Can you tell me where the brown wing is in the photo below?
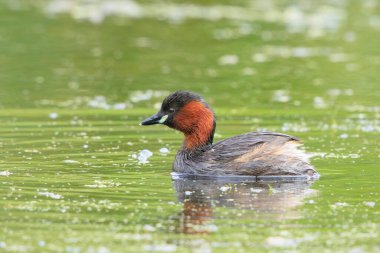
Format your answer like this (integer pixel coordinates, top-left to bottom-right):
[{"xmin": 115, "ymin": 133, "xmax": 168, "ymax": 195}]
[{"xmin": 195, "ymin": 132, "xmax": 315, "ymax": 176}]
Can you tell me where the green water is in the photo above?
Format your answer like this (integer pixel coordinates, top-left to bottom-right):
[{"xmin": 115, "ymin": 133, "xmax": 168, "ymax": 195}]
[{"xmin": 0, "ymin": 1, "xmax": 379, "ymax": 252}]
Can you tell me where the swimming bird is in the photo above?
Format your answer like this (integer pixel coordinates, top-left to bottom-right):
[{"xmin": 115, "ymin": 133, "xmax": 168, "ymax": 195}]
[{"xmin": 141, "ymin": 91, "xmax": 318, "ymax": 178}]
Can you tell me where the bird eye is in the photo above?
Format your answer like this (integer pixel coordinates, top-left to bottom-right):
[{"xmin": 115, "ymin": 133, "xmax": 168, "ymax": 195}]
[{"xmin": 169, "ymin": 108, "xmax": 175, "ymax": 113}]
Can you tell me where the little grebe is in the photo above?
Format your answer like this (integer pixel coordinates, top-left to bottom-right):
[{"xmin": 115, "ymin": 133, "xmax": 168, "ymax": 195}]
[{"xmin": 141, "ymin": 91, "xmax": 318, "ymax": 178}]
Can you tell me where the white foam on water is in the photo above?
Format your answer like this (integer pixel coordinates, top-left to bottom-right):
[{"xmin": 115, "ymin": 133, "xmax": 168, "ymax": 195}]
[
  {"xmin": 43, "ymin": 0, "xmax": 346, "ymax": 38},
  {"xmin": 38, "ymin": 191, "xmax": 62, "ymax": 199},
  {"xmin": 363, "ymin": 201, "xmax": 376, "ymax": 207},
  {"xmin": 62, "ymin": 159, "xmax": 80, "ymax": 164},
  {"xmin": 49, "ymin": 112, "xmax": 58, "ymax": 119},
  {"xmin": 292, "ymin": 47, "xmax": 311, "ymax": 58},
  {"xmin": 329, "ymin": 53, "xmax": 349, "ymax": 62},
  {"xmin": 129, "ymin": 90, "xmax": 169, "ymax": 103},
  {"xmin": 220, "ymin": 186, "xmax": 231, "ymax": 192},
  {"xmin": 218, "ymin": 54, "xmax": 239, "ymax": 65},
  {"xmin": 332, "ymin": 202, "xmax": 350, "ymax": 208},
  {"xmin": 253, "ymin": 46, "xmax": 349, "ymax": 61},
  {"xmin": 144, "ymin": 244, "xmax": 177, "ymax": 252},
  {"xmin": 85, "ymin": 180, "xmax": 122, "ymax": 188},
  {"xmin": 86, "ymin": 96, "xmax": 130, "ymax": 110},
  {"xmin": 137, "ymin": 149, "xmax": 153, "ymax": 164},
  {"xmin": 313, "ymin": 96, "xmax": 328, "ymax": 109},
  {"xmin": 282, "ymin": 122, "xmax": 309, "ymax": 132},
  {"xmin": 242, "ymin": 67, "xmax": 256, "ymax": 76},
  {"xmin": 143, "ymin": 224, "xmax": 156, "ymax": 232},
  {"xmin": 39, "ymin": 95, "xmax": 133, "ymax": 109},
  {"xmin": 250, "ymin": 188, "xmax": 263, "ymax": 193},
  {"xmin": 272, "ymin": 90, "xmax": 291, "ymax": 103},
  {"xmin": 266, "ymin": 236, "xmax": 298, "ymax": 247},
  {"xmin": 159, "ymin": 147, "xmax": 169, "ymax": 154},
  {"xmin": 252, "ymin": 53, "xmax": 267, "ymax": 63},
  {"xmin": 88, "ymin": 96, "xmax": 111, "ymax": 109},
  {"xmin": 0, "ymin": 171, "xmax": 12, "ymax": 176},
  {"xmin": 113, "ymin": 103, "xmax": 127, "ymax": 110}
]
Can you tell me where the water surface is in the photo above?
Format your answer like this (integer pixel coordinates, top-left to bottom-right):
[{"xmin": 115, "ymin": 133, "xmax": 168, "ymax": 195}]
[{"xmin": 0, "ymin": 0, "xmax": 379, "ymax": 252}]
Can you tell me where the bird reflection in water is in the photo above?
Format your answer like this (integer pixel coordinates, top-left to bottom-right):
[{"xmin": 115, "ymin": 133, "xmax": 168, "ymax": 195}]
[{"xmin": 172, "ymin": 174, "xmax": 317, "ymax": 234}]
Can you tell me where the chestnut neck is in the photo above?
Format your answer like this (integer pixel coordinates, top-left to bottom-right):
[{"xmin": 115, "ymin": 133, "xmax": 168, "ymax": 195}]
[{"xmin": 173, "ymin": 101, "xmax": 216, "ymax": 151}]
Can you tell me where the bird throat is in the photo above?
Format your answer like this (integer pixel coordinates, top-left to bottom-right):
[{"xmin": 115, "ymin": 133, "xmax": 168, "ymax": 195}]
[{"xmin": 173, "ymin": 101, "xmax": 215, "ymax": 151}]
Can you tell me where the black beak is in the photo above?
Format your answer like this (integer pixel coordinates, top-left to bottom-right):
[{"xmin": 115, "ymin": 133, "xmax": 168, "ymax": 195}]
[{"xmin": 140, "ymin": 112, "xmax": 165, "ymax": 126}]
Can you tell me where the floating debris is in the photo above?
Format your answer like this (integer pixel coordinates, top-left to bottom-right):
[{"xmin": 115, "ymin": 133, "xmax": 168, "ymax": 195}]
[
  {"xmin": 129, "ymin": 90, "xmax": 168, "ymax": 103},
  {"xmin": 218, "ymin": 54, "xmax": 239, "ymax": 65},
  {"xmin": 213, "ymin": 23, "xmax": 254, "ymax": 40},
  {"xmin": 272, "ymin": 90, "xmax": 291, "ymax": 103},
  {"xmin": 250, "ymin": 188, "xmax": 263, "ymax": 193},
  {"xmin": 62, "ymin": 159, "xmax": 80, "ymax": 164},
  {"xmin": 242, "ymin": 67, "xmax": 256, "ymax": 76},
  {"xmin": 85, "ymin": 180, "xmax": 122, "ymax": 188},
  {"xmin": 281, "ymin": 122, "xmax": 309, "ymax": 132},
  {"xmin": 253, "ymin": 46, "xmax": 350, "ymax": 61},
  {"xmin": 363, "ymin": 202, "xmax": 376, "ymax": 208},
  {"xmin": 329, "ymin": 53, "xmax": 349, "ymax": 62},
  {"xmin": 88, "ymin": 95, "xmax": 108, "ymax": 109},
  {"xmin": 44, "ymin": 0, "xmax": 346, "ymax": 37},
  {"xmin": 113, "ymin": 103, "xmax": 127, "ymax": 110},
  {"xmin": 39, "ymin": 95, "xmax": 132, "ymax": 109},
  {"xmin": 252, "ymin": 53, "xmax": 267, "ymax": 63},
  {"xmin": 313, "ymin": 96, "xmax": 328, "ymax": 109},
  {"xmin": 220, "ymin": 186, "xmax": 231, "ymax": 192},
  {"xmin": 137, "ymin": 149, "xmax": 153, "ymax": 164},
  {"xmin": 159, "ymin": 147, "xmax": 169, "ymax": 154},
  {"xmin": 332, "ymin": 202, "xmax": 350, "ymax": 208},
  {"xmin": 143, "ymin": 224, "xmax": 156, "ymax": 232},
  {"xmin": 87, "ymin": 95, "xmax": 128, "ymax": 110},
  {"xmin": 327, "ymin": 88, "xmax": 354, "ymax": 97},
  {"xmin": 325, "ymin": 153, "xmax": 361, "ymax": 159},
  {"xmin": 292, "ymin": 47, "xmax": 311, "ymax": 57},
  {"xmin": 0, "ymin": 171, "xmax": 12, "ymax": 176},
  {"xmin": 49, "ymin": 112, "xmax": 58, "ymax": 119},
  {"xmin": 266, "ymin": 236, "xmax": 298, "ymax": 247},
  {"xmin": 284, "ymin": 5, "xmax": 345, "ymax": 37},
  {"xmin": 38, "ymin": 191, "xmax": 62, "ymax": 199},
  {"xmin": 144, "ymin": 244, "xmax": 177, "ymax": 252}
]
